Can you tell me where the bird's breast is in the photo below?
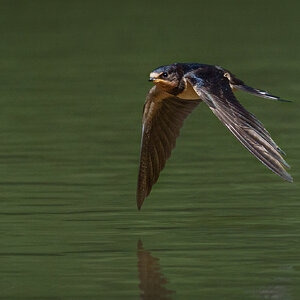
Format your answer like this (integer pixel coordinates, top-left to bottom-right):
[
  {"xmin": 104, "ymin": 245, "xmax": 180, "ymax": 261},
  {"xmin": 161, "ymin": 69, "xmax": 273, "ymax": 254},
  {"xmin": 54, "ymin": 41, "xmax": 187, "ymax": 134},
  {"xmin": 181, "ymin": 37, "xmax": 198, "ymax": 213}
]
[{"xmin": 176, "ymin": 79, "xmax": 201, "ymax": 100}]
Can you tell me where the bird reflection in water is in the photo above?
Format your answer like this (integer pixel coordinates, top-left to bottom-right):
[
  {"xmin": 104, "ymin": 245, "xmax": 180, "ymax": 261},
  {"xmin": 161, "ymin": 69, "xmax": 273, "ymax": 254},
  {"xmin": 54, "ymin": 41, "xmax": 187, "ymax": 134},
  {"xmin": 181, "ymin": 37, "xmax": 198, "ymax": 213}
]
[{"xmin": 137, "ymin": 240, "xmax": 174, "ymax": 300}]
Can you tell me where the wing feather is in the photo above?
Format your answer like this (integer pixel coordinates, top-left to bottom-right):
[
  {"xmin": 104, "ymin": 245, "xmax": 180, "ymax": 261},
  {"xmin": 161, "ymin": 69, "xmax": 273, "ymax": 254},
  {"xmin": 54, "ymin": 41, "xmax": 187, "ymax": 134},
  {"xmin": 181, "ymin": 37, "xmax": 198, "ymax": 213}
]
[
  {"xmin": 137, "ymin": 86, "xmax": 201, "ymax": 209},
  {"xmin": 186, "ymin": 73, "xmax": 292, "ymax": 183}
]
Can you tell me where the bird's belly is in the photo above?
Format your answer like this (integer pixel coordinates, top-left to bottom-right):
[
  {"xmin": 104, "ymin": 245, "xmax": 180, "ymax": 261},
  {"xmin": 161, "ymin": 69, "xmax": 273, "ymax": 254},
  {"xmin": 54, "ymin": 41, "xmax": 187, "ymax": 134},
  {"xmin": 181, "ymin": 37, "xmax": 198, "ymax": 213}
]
[{"xmin": 177, "ymin": 80, "xmax": 201, "ymax": 100}]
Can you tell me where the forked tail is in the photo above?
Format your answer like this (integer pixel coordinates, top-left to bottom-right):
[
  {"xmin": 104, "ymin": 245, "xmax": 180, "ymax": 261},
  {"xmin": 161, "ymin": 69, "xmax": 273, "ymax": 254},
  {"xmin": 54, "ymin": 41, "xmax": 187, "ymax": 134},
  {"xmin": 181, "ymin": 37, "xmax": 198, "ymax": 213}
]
[
  {"xmin": 221, "ymin": 68, "xmax": 292, "ymax": 102},
  {"xmin": 233, "ymin": 84, "xmax": 291, "ymax": 102}
]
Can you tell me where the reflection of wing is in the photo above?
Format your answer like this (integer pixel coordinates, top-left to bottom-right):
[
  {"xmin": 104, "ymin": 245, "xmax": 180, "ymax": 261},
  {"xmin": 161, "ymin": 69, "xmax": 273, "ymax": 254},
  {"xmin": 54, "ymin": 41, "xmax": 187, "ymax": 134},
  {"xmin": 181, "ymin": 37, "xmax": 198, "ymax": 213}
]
[
  {"xmin": 186, "ymin": 72, "xmax": 293, "ymax": 183},
  {"xmin": 137, "ymin": 240, "xmax": 174, "ymax": 300},
  {"xmin": 137, "ymin": 86, "xmax": 201, "ymax": 209}
]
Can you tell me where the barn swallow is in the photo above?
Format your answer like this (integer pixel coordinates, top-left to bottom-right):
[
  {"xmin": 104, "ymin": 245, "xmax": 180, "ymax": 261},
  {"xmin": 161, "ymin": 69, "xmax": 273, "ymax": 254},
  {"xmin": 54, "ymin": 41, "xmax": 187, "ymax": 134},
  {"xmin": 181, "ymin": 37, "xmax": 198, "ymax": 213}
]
[{"xmin": 137, "ymin": 63, "xmax": 293, "ymax": 210}]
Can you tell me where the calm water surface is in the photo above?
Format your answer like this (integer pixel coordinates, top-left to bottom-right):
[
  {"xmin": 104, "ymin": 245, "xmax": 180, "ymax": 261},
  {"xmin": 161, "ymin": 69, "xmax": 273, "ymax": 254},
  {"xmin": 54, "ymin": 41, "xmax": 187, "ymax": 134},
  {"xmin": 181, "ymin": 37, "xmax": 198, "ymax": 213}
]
[{"xmin": 0, "ymin": 1, "xmax": 299, "ymax": 299}]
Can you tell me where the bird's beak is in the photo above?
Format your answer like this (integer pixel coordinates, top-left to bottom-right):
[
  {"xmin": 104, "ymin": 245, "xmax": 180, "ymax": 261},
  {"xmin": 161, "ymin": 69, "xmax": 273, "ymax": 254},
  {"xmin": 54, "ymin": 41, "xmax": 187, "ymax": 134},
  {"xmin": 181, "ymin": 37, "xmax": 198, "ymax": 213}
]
[
  {"xmin": 149, "ymin": 77, "xmax": 162, "ymax": 83},
  {"xmin": 149, "ymin": 72, "xmax": 161, "ymax": 83}
]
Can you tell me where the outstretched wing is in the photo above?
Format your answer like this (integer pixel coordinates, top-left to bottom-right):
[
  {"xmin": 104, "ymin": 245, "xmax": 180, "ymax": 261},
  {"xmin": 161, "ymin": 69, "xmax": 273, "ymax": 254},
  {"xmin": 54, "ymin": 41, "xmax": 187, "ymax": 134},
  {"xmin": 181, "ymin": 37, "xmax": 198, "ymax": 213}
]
[
  {"xmin": 186, "ymin": 71, "xmax": 293, "ymax": 183},
  {"xmin": 137, "ymin": 86, "xmax": 201, "ymax": 209}
]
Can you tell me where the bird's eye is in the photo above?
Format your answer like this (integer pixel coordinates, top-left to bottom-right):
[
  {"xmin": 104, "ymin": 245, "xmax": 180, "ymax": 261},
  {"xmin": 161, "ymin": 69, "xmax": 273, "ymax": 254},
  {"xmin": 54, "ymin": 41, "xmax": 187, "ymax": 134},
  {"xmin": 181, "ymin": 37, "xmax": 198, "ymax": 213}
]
[{"xmin": 162, "ymin": 72, "xmax": 168, "ymax": 78}]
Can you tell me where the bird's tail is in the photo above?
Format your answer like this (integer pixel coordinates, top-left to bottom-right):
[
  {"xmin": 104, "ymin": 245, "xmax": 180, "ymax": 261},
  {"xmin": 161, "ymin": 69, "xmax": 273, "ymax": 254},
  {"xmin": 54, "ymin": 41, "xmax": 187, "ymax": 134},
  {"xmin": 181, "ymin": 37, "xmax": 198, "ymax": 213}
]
[
  {"xmin": 221, "ymin": 68, "xmax": 291, "ymax": 102},
  {"xmin": 232, "ymin": 84, "xmax": 291, "ymax": 102}
]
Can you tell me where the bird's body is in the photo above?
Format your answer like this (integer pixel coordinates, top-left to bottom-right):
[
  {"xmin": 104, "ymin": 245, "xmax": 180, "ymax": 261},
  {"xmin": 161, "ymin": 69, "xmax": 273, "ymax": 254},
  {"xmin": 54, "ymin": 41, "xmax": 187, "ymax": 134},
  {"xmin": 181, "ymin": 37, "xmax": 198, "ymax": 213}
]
[{"xmin": 137, "ymin": 63, "xmax": 292, "ymax": 210}]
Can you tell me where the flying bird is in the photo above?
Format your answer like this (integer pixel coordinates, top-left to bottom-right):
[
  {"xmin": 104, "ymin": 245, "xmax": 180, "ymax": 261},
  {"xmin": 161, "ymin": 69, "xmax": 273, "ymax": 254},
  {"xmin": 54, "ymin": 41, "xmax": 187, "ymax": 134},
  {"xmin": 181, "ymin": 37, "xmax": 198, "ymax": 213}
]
[{"xmin": 137, "ymin": 63, "xmax": 292, "ymax": 210}]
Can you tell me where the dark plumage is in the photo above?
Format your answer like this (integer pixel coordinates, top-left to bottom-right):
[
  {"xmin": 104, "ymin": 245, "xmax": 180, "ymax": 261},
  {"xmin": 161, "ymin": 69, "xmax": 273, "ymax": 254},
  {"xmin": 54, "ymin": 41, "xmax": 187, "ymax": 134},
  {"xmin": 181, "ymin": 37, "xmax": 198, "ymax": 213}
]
[{"xmin": 137, "ymin": 63, "xmax": 292, "ymax": 210}]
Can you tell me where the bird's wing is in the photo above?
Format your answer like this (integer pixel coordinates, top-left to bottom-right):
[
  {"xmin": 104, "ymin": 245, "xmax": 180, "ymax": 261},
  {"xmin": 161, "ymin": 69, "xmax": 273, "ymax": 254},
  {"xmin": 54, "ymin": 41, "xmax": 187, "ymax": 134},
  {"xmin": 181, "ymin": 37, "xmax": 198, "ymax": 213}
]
[
  {"xmin": 137, "ymin": 86, "xmax": 201, "ymax": 209},
  {"xmin": 186, "ymin": 71, "xmax": 293, "ymax": 183}
]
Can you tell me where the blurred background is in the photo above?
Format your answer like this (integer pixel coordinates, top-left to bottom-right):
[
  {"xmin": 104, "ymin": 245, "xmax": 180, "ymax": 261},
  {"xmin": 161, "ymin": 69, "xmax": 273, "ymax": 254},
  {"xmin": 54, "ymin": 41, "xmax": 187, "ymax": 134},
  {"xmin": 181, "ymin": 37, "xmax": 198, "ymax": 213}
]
[{"xmin": 0, "ymin": 1, "xmax": 299, "ymax": 299}]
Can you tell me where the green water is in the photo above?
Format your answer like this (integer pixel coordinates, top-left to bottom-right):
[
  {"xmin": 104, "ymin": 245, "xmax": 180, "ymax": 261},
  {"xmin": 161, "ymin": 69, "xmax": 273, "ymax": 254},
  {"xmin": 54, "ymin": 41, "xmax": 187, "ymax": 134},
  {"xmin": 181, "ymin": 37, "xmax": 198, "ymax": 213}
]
[{"xmin": 0, "ymin": 1, "xmax": 299, "ymax": 299}]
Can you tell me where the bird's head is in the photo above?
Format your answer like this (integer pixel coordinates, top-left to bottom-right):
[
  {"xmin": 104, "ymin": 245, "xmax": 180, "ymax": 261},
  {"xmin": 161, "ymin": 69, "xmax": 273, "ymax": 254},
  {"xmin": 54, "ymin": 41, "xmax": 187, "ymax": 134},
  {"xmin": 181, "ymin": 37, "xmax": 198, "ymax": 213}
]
[{"xmin": 149, "ymin": 64, "xmax": 184, "ymax": 94}]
